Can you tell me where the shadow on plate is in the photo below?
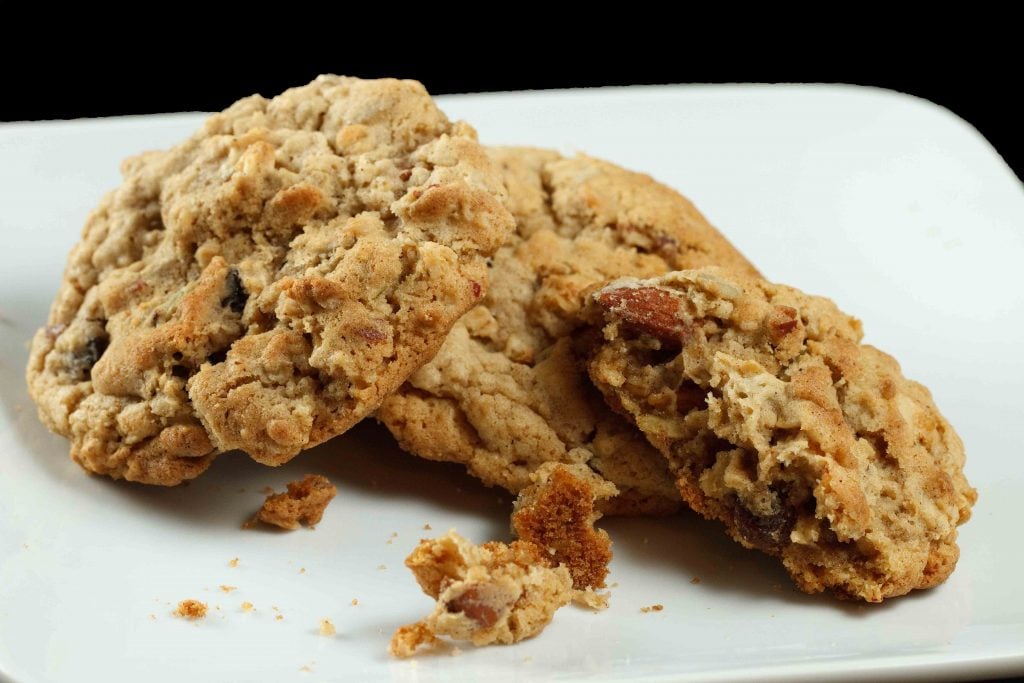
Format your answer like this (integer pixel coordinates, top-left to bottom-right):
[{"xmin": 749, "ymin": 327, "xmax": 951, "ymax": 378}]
[
  {"xmin": 84, "ymin": 419, "xmax": 515, "ymax": 540},
  {"xmin": 604, "ymin": 510, "xmax": 934, "ymax": 614}
]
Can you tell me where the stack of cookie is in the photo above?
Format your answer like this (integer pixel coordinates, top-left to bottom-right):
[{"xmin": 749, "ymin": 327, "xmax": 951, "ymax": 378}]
[{"xmin": 26, "ymin": 76, "xmax": 976, "ymax": 647}]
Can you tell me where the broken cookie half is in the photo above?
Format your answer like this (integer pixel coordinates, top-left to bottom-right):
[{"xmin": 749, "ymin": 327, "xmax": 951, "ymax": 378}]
[{"xmin": 582, "ymin": 268, "xmax": 976, "ymax": 602}]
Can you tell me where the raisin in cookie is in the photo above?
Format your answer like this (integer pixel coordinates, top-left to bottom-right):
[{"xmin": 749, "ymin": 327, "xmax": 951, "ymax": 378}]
[
  {"xmin": 583, "ymin": 268, "xmax": 976, "ymax": 601},
  {"xmin": 26, "ymin": 75, "xmax": 514, "ymax": 484},
  {"xmin": 378, "ymin": 148, "xmax": 759, "ymax": 515}
]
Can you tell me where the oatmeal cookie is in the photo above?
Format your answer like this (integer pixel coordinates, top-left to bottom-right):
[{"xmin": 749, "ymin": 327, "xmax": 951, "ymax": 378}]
[
  {"xmin": 378, "ymin": 148, "xmax": 758, "ymax": 514},
  {"xmin": 583, "ymin": 268, "xmax": 976, "ymax": 601},
  {"xmin": 26, "ymin": 75, "xmax": 513, "ymax": 484}
]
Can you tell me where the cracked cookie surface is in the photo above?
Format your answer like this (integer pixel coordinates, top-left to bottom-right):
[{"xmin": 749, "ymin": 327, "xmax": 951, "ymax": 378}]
[
  {"xmin": 583, "ymin": 268, "xmax": 976, "ymax": 601},
  {"xmin": 26, "ymin": 75, "xmax": 513, "ymax": 483},
  {"xmin": 378, "ymin": 148, "xmax": 758, "ymax": 515}
]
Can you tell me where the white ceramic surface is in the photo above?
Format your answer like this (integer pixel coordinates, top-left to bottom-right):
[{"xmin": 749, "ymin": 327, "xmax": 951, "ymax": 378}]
[{"xmin": 1, "ymin": 85, "xmax": 1022, "ymax": 683}]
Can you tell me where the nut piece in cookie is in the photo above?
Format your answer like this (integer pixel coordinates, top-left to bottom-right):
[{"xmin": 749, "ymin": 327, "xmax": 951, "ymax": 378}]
[
  {"xmin": 256, "ymin": 474, "xmax": 336, "ymax": 530},
  {"xmin": 583, "ymin": 268, "xmax": 977, "ymax": 602},
  {"xmin": 26, "ymin": 75, "xmax": 514, "ymax": 484},
  {"xmin": 389, "ymin": 531, "xmax": 573, "ymax": 657},
  {"xmin": 512, "ymin": 463, "xmax": 615, "ymax": 600},
  {"xmin": 379, "ymin": 147, "xmax": 761, "ymax": 516}
]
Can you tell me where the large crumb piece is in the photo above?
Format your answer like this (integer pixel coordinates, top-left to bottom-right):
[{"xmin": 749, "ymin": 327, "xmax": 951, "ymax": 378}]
[
  {"xmin": 389, "ymin": 531, "xmax": 572, "ymax": 658},
  {"xmin": 257, "ymin": 474, "xmax": 336, "ymax": 530},
  {"xmin": 319, "ymin": 618, "xmax": 336, "ymax": 636},
  {"xmin": 390, "ymin": 622, "xmax": 439, "ymax": 658},
  {"xmin": 174, "ymin": 599, "xmax": 208, "ymax": 619},
  {"xmin": 573, "ymin": 587, "xmax": 610, "ymax": 610},
  {"xmin": 512, "ymin": 463, "xmax": 615, "ymax": 596}
]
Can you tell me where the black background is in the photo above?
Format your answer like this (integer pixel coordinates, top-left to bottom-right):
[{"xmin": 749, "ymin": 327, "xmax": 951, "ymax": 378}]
[{"xmin": 2, "ymin": 32, "xmax": 1020, "ymax": 181}]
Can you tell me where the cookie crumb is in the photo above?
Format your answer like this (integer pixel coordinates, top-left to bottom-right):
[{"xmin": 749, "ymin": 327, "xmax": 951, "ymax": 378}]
[
  {"xmin": 298, "ymin": 567, "xmax": 306, "ymax": 574},
  {"xmin": 690, "ymin": 577, "xmax": 701, "ymax": 585},
  {"xmin": 377, "ymin": 564, "xmax": 387, "ymax": 571},
  {"xmin": 149, "ymin": 613, "xmax": 156, "ymax": 620},
  {"xmin": 219, "ymin": 585, "xmax": 237, "ymax": 593},
  {"xmin": 351, "ymin": 598, "xmax": 359, "ymax": 606},
  {"xmin": 256, "ymin": 475, "xmax": 336, "ymax": 530},
  {"xmin": 241, "ymin": 602, "xmax": 254, "ymax": 612},
  {"xmin": 572, "ymin": 587, "xmax": 610, "ymax": 610},
  {"xmin": 640, "ymin": 604, "xmax": 664, "ymax": 613},
  {"xmin": 423, "ymin": 523, "xmax": 432, "ymax": 530},
  {"xmin": 389, "ymin": 530, "xmax": 573, "ymax": 658},
  {"xmin": 276, "ymin": 615, "xmax": 284, "ymax": 621},
  {"xmin": 228, "ymin": 558, "xmax": 239, "ymax": 568},
  {"xmin": 174, "ymin": 600, "xmax": 208, "ymax": 619},
  {"xmin": 319, "ymin": 618, "xmax": 336, "ymax": 636},
  {"xmin": 391, "ymin": 622, "xmax": 437, "ymax": 658},
  {"xmin": 512, "ymin": 463, "xmax": 616, "ymax": 591}
]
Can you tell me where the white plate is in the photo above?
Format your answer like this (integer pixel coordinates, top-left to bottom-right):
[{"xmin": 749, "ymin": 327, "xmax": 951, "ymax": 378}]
[{"xmin": 1, "ymin": 85, "xmax": 1022, "ymax": 683}]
